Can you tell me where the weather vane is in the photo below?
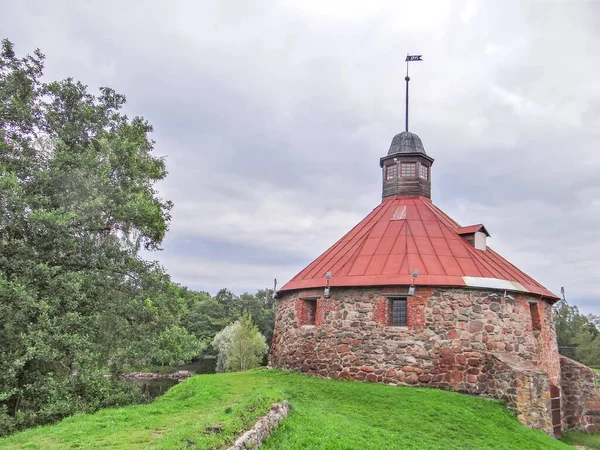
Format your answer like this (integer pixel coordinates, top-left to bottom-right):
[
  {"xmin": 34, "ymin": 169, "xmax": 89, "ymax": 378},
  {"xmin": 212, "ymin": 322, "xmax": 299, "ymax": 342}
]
[{"xmin": 405, "ymin": 54, "xmax": 423, "ymax": 132}]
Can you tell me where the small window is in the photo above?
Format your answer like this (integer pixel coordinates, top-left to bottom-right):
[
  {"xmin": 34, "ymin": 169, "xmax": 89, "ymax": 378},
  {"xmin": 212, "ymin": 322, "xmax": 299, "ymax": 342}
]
[
  {"xmin": 419, "ymin": 164, "xmax": 429, "ymax": 180},
  {"xmin": 300, "ymin": 299, "xmax": 317, "ymax": 326},
  {"xmin": 385, "ymin": 164, "xmax": 397, "ymax": 180},
  {"xmin": 530, "ymin": 303, "xmax": 541, "ymax": 331},
  {"xmin": 390, "ymin": 298, "xmax": 407, "ymax": 326},
  {"xmin": 400, "ymin": 163, "xmax": 416, "ymax": 178}
]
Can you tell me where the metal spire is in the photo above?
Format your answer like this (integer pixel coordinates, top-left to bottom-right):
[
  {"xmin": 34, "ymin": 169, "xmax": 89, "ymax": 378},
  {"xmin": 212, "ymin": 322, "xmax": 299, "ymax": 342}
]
[{"xmin": 405, "ymin": 54, "xmax": 423, "ymax": 132}]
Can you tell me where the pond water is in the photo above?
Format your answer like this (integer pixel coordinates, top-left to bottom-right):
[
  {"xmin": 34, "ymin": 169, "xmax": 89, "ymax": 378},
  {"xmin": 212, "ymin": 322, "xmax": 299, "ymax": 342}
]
[
  {"xmin": 134, "ymin": 378, "xmax": 179, "ymax": 400},
  {"xmin": 130, "ymin": 357, "xmax": 217, "ymax": 400}
]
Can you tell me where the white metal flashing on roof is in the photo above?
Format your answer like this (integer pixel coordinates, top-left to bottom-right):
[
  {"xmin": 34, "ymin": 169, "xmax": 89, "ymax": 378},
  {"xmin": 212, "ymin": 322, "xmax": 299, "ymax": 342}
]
[
  {"xmin": 462, "ymin": 277, "xmax": 528, "ymax": 293},
  {"xmin": 392, "ymin": 205, "xmax": 407, "ymax": 220}
]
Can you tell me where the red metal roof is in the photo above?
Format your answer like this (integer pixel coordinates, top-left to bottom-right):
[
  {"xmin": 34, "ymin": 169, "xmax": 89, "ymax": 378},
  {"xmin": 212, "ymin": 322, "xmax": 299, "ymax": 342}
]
[{"xmin": 280, "ymin": 196, "xmax": 558, "ymax": 300}]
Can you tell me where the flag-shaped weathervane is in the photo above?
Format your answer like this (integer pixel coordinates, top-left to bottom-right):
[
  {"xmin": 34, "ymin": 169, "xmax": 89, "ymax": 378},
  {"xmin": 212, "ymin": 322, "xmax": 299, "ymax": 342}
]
[{"xmin": 404, "ymin": 54, "xmax": 423, "ymax": 132}]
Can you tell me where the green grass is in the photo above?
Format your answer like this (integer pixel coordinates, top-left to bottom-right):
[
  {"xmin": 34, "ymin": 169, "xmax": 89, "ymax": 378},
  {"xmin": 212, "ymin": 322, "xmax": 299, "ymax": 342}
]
[
  {"xmin": 0, "ymin": 369, "xmax": 579, "ymax": 449},
  {"xmin": 561, "ymin": 431, "xmax": 600, "ymax": 449},
  {"xmin": 0, "ymin": 370, "xmax": 283, "ymax": 450}
]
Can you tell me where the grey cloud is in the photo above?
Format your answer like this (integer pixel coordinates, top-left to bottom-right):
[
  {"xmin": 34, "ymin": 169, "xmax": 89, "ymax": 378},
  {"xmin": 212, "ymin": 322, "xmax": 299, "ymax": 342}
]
[
  {"xmin": 2, "ymin": 0, "xmax": 599, "ymax": 311},
  {"xmin": 159, "ymin": 234, "xmax": 308, "ymax": 266}
]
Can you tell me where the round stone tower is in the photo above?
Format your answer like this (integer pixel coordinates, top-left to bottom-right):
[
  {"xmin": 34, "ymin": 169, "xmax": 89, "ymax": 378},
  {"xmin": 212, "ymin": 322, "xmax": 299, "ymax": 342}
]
[{"xmin": 269, "ymin": 129, "xmax": 563, "ymax": 436}]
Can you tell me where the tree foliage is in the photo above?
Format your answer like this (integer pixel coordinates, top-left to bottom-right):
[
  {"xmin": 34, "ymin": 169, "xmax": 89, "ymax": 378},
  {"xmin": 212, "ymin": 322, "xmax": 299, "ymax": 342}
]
[
  {"xmin": 554, "ymin": 298, "xmax": 600, "ymax": 367},
  {"xmin": 0, "ymin": 39, "xmax": 276, "ymax": 436},
  {"xmin": 227, "ymin": 316, "xmax": 268, "ymax": 372},
  {"xmin": 181, "ymin": 287, "xmax": 275, "ymax": 347},
  {"xmin": 212, "ymin": 322, "xmax": 238, "ymax": 373},
  {"xmin": 0, "ymin": 39, "xmax": 182, "ymax": 434},
  {"xmin": 212, "ymin": 317, "xmax": 267, "ymax": 373},
  {"xmin": 153, "ymin": 326, "xmax": 205, "ymax": 367}
]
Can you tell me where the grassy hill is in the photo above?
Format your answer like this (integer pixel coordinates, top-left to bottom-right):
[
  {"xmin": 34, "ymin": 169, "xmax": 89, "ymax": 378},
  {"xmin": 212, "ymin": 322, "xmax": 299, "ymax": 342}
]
[{"xmin": 0, "ymin": 369, "xmax": 589, "ymax": 449}]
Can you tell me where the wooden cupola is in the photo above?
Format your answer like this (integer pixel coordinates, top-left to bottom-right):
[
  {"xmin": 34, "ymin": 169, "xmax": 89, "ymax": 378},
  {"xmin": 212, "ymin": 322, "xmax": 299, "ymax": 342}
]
[{"xmin": 379, "ymin": 131, "xmax": 434, "ymax": 200}]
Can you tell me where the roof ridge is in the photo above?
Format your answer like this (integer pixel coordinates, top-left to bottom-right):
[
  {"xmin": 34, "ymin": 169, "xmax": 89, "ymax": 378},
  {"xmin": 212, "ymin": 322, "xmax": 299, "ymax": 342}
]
[
  {"xmin": 422, "ymin": 200, "xmax": 461, "ymax": 229},
  {"xmin": 360, "ymin": 200, "xmax": 400, "ymax": 275},
  {"xmin": 426, "ymin": 203, "xmax": 540, "ymax": 286},
  {"xmin": 458, "ymin": 236, "xmax": 516, "ymax": 281},
  {"xmin": 374, "ymin": 199, "xmax": 402, "ymax": 276},
  {"xmin": 421, "ymin": 211, "xmax": 449, "ymax": 277},
  {"xmin": 299, "ymin": 203, "xmax": 385, "ymax": 280},
  {"xmin": 486, "ymin": 248, "xmax": 549, "ymax": 290},
  {"xmin": 306, "ymin": 200, "xmax": 394, "ymax": 280},
  {"xmin": 424, "ymin": 202, "xmax": 514, "ymax": 280},
  {"xmin": 411, "ymin": 199, "xmax": 553, "ymax": 294},
  {"xmin": 399, "ymin": 220, "xmax": 410, "ymax": 275}
]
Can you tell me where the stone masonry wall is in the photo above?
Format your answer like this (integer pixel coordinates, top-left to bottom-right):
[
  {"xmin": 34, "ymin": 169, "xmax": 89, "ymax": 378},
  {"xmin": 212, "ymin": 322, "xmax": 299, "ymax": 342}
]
[
  {"xmin": 560, "ymin": 355, "xmax": 600, "ymax": 432},
  {"xmin": 485, "ymin": 353, "xmax": 553, "ymax": 433},
  {"xmin": 269, "ymin": 286, "xmax": 560, "ymax": 434}
]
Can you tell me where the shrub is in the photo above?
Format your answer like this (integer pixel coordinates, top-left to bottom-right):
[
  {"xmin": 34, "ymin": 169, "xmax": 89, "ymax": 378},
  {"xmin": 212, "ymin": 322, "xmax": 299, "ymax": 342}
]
[
  {"xmin": 212, "ymin": 322, "xmax": 238, "ymax": 373},
  {"xmin": 212, "ymin": 317, "xmax": 267, "ymax": 373}
]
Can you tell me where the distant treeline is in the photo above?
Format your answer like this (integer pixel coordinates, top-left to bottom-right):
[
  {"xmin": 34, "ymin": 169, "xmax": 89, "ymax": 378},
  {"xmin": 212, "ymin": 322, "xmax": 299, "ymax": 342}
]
[{"xmin": 554, "ymin": 298, "xmax": 600, "ymax": 368}]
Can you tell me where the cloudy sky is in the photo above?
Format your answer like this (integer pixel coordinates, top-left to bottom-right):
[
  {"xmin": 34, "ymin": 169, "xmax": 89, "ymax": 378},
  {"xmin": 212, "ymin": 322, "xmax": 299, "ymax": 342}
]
[{"xmin": 2, "ymin": 0, "xmax": 599, "ymax": 312}]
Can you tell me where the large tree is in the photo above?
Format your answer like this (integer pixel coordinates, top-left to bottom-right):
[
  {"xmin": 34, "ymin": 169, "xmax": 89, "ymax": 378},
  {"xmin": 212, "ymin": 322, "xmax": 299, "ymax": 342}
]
[
  {"xmin": 0, "ymin": 39, "xmax": 279, "ymax": 435},
  {"xmin": 0, "ymin": 39, "xmax": 188, "ymax": 434}
]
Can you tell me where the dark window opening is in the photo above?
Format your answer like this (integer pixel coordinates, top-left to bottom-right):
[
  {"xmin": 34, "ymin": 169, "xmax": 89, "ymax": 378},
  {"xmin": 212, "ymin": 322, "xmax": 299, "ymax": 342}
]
[
  {"xmin": 530, "ymin": 302, "xmax": 541, "ymax": 331},
  {"xmin": 462, "ymin": 234, "xmax": 475, "ymax": 246},
  {"xmin": 390, "ymin": 298, "xmax": 407, "ymax": 326},
  {"xmin": 302, "ymin": 299, "xmax": 317, "ymax": 326},
  {"xmin": 385, "ymin": 164, "xmax": 397, "ymax": 180}
]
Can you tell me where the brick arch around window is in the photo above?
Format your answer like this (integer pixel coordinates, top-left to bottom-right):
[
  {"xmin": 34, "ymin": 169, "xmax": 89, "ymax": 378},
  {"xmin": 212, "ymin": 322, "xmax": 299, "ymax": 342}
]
[
  {"xmin": 372, "ymin": 288, "xmax": 430, "ymax": 328},
  {"xmin": 295, "ymin": 296, "xmax": 340, "ymax": 326},
  {"xmin": 296, "ymin": 297, "xmax": 317, "ymax": 325},
  {"xmin": 530, "ymin": 302, "xmax": 542, "ymax": 331}
]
